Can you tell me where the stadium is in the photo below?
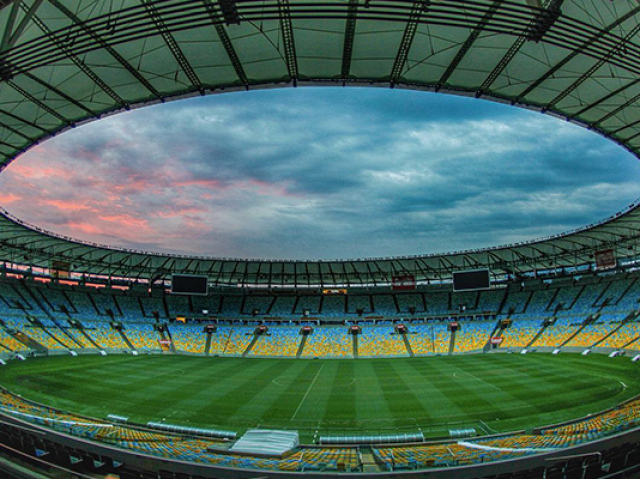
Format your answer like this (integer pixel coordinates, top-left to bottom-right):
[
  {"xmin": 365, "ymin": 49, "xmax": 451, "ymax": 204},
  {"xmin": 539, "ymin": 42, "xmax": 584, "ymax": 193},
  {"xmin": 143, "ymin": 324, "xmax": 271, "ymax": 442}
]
[{"xmin": 0, "ymin": 1, "xmax": 639, "ymax": 479}]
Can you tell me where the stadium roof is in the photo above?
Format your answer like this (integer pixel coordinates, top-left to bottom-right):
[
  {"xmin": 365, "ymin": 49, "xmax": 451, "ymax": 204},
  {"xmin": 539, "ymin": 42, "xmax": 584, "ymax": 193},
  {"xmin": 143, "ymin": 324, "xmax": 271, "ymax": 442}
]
[{"xmin": 1, "ymin": 0, "xmax": 640, "ymax": 286}]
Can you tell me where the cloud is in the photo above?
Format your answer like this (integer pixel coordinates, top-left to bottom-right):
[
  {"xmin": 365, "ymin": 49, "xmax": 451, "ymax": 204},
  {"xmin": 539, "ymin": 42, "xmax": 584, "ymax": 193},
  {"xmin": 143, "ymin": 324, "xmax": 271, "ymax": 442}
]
[{"xmin": 0, "ymin": 87, "xmax": 638, "ymax": 260}]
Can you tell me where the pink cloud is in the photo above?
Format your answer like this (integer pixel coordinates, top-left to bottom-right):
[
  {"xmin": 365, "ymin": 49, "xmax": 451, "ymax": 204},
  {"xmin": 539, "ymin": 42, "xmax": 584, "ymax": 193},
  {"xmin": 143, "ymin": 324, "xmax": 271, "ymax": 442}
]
[
  {"xmin": 8, "ymin": 162, "xmax": 75, "ymax": 181},
  {"xmin": 44, "ymin": 199, "xmax": 93, "ymax": 212},
  {"xmin": 98, "ymin": 213, "xmax": 152, "ymax": 231},
  {"xmin": 66, "ymin": 222, "xmax": 105, "ymax": 235},
  {"xmin": 0, "ymin": 192, "xmax": 21, "ymax": 204},
  {"xmin": 174, "ymin": 179, "xmax": 222, "ymax": 189}
]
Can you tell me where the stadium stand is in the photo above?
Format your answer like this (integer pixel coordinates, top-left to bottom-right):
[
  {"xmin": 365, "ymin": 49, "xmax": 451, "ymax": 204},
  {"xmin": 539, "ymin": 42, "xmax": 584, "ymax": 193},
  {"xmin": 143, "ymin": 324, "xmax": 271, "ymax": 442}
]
[
  {"xmin": 533, "ymin": 317, "xmax": 581, "ymax": 348},
  {"xmin": 571, "ymin": 283, "xmax": 604, "ymax": 313},
  {"xmin": 63, "ymin": 325, "xmax": 93, "ymax": 348},
  {"xmin": 243, "ymin": 295, "xmax": 274, "ymax": 315},
  {"xmin": 221, "ymin": 295, "xmax": 244, "ymax": 316},
  {"xmin": 2, "ymin": 274, "xmax": 640, "ymax": 359},
  {"xmin": 139, "ymin": 295, "xmax": 166, "ymax": 319},
  {"xmin": 270, "ymin": 296, "xmax": 297, "ymax": 316},
  {"xmin": 123, "ymin": 323, "xmax": 160, "ymax": 350},
  {"xmin": 209, "ymin": 326, "xmax": 233, "ymax": 355},
  {"xmin": 302, "ymin": 327, "xmax": 352, "ymax": 358},
  {"xmin": 372, "ymin": 294, "xmax": 398, "ymax": 315},
  {"xmin": 249, "ymin": 327, "xmax": 301, "ymax": 357},
  {"xmin": 499, "ymin": 318, "xmax": 545, "ymax": 349},
  {"xmin": 425, "ymin": 292, "xmax": 449, "ymax": 316},
  {"xmin": 83, "ymin": 321, "xmax": 128, "ymax": 350},
  {"xmin": 115, "ymin": 295, "xmax": 145, "ymax": 322},
  {"xmin": 500, "ymin": 290, "xmax": 531, "ymax": 315},
  {"xmin": 358, "ymin": 326, "xmax": 408, "ymax": 357},
  {"xmin": 169, "ymin": 323, "xmax": 206, "ymax": 353},
  {"xmin": 433, "ymin": 323, "xmax": 450, "ymax": 354},
  {"xmin": 451, "ymin": 291, "xmax": 478, "ymax": 313},
  {"xmin": 525, "ymin": 289, "xmax": 556, "ymax": 316},
  {"xmin": 406, "ymin": 324, "xmax": 435, "ymax": 355},
  {"xmin": 191, "ymin": 294, "xmax": 223, "ymax": 316},
  {"xmin": 396, "ymin": 294, "xmax": 425, "ymax": 313},
  {"xmin": 295, "ymin": 295, "xmax": 321, "ymax": 315},
  {"xmin": 348, "ymin": 295, "xmax": 372, "ymax": 314},
  {"xmin": 564, "ymin": 315, "xmax": 622, "ymax": 348},
  {"xmin": 476, "ymin": 289, "xmax": 506, "ymax": 313},
  {"xmin": 223, "ymin": 326, "xmax": 255, "ymax": 355},
  {"xmin": 596, "ymin": 278, "xmax": 634, "ymax": 308},
  {"xmin": 166, "ymin": 294, "xmax": 191, "ymax": 317},
  {"xmin": 1, "ymin": 386, "xmax": 637, "ymax": 474},
  {"xmin": 0, "ymin": 327, "xmax": 26, "ymax": 352},
  {"xmin": 453, "ymin": 321, "xmax": 494, "ymax": 352},
  {"xmin": 321, "ymin": 296, "xmax": 347, "ymax": 316},
  {"xmin": 599, "ymin": 321, "xmax": 640, "ymax": 350}
]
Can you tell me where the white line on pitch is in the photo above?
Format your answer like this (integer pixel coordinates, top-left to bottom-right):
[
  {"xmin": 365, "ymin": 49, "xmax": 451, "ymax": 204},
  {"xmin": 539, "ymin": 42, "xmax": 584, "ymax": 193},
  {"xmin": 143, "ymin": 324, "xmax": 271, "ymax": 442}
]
[
  {"xmin": 460, "ymin": 370, "xmax": 503, "ymax": 392},
  {"xmin": 291, "ymin": 363, "xmax": 325, "ymax": 420}
]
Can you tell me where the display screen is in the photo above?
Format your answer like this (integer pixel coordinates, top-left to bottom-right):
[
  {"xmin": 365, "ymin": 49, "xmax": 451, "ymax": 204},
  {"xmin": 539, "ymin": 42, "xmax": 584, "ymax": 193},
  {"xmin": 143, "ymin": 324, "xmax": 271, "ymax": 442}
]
[
  {"xmin": 452, "ymin": 269, "xmax": 490, "ymax": 292},
  {"xmin": 171, "ymin": 275, "xmax": 208, "ymax": 295}
]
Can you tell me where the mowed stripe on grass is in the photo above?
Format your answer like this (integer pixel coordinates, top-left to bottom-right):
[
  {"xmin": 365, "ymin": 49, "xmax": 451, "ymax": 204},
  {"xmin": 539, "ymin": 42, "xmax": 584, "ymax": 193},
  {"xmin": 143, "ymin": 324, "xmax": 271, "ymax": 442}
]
[{"xmin": 0, "ymin": 353, "xmax": 637, "ymax": 440}]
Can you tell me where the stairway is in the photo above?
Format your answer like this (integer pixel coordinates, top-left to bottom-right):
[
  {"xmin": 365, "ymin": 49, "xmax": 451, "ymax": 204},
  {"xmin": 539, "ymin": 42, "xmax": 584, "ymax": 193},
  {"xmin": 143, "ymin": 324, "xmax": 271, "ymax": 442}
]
[
  {"xmin": 160, "ymin": 325, "xmax": 176, "ymax": 353},
  {"xmin": 360, "ymin": 449, "xmax": 382, "ymax": 473},
  {"xmin": 13, "ymin": 331, "xmax": 47, "ymax": 352},
  {"xmin": 591, "ymin": 312, "xmax": 639, "ymax": 348},
  {"xmin": 79, "ymin": 328, "xmax": 101, "ymax": 349},
  {"xmin": 296, "ymin": 335, "xmax": 308, "ymax": 358},
  {"xmin": 622, "ymin": 334, "xmax": 640, "ymax": 350},
  {"xmin": 483, "ymin": 316, "xmax": 505, "ymax": 352},
  {"xmin": 204, "ymin": 331, "xmax": 212, "ymax": 356},
  {"xmin": 561, "ymin": 314, "xmax": 597, "ymax": 347},
  {"xmin": 448, "ymin": 329, "xmax": 456, "ymax": 355},
  {"xmin": 402, "ymin": 333, "xmax": 414, "ymax": 357},
  {"xmin": 242, "ymin": 334, "xmax": 260, "ymax": 357},
  {"xmin": 352, "ymin": 334, "xmax": 358, "ymax": 358},
  {"xmin": 116, "ymin": 328, "xmax": 135, "ymax": 350},
  {"xmin": 526, "ymin": 317, "xmax": 554, "ymax": 348},
  {"xmin": 22, "ymin": 284, "xmax": 82, "ymax": 348}
]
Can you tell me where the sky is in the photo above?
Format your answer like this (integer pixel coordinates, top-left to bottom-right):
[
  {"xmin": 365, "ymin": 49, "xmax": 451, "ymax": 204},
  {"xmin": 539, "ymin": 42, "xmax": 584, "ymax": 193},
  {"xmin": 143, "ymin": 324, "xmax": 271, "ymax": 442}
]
[{"xmin": 0, "ymin": 87, "xmax": 639, "ymax": 261}]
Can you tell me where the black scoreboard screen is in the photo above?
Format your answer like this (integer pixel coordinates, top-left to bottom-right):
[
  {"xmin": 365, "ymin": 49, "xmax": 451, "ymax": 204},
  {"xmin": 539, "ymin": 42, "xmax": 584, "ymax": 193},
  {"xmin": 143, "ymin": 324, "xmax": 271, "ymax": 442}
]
[
  {"xmin": 452, "ymin": 269, "xmax": 490, "ymax": 292},
  {"xmin": 171, "ymin": 275, "xmax": 208, "ymax": 296}
]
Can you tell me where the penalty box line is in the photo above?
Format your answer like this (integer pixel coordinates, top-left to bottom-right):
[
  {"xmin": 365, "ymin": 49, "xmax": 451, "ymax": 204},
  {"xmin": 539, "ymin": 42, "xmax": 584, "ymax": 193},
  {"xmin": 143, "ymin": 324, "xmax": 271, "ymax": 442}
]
[{"xmin": 291, "ymin": 363, "xmax": 325, "ymax": 420}]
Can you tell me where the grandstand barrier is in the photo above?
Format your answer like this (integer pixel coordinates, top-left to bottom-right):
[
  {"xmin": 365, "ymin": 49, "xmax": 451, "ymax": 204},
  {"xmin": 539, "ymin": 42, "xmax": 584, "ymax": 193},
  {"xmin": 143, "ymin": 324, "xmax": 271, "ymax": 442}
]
[
  {"xmin": 146, "ymin": 421, "xmax": 236, "ymax": 440},
  {"xmin": 318, "ymin": 433, "xmax": 424, "ymax": 445},
  {"xmin": 106, "ymin": 414, "xmax": 128, "ymax": 424},
  {"xmin": 449, "ymin": 428, "xmax": 476, "ymax": 438}
]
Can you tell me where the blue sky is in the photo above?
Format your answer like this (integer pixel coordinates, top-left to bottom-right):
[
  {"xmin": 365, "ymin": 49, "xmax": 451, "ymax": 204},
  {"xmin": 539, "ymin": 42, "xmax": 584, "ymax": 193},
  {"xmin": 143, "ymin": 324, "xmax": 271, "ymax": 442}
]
[{"xmin": 1, "ymin": 87, "xmax": 639, "ymax": 260}]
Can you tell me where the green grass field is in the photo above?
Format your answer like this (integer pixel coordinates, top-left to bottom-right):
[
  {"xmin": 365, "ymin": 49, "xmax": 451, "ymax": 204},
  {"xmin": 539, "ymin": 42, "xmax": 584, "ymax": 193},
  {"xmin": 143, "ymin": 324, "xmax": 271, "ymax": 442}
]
[{"xmin": 0, "ymin": 353, "xmax": 638, "ymax": 442}]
